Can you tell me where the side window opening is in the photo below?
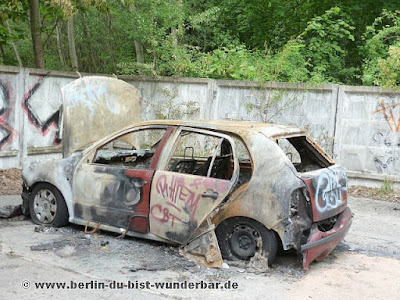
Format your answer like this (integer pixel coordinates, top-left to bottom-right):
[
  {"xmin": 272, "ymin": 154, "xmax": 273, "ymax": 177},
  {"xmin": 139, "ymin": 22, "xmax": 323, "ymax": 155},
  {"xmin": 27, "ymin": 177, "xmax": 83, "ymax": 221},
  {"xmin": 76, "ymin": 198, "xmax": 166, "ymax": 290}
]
[
  {"xmin": 277, "ymin": 136, "xmax": 332, "ymax": 172},
  {"xmin": 93, "ymin": 128, "xmax": 166, "ymax": 169},
  {"xmin": 167, "ymin": 131, "xmax": 234, "ymax": 180}
]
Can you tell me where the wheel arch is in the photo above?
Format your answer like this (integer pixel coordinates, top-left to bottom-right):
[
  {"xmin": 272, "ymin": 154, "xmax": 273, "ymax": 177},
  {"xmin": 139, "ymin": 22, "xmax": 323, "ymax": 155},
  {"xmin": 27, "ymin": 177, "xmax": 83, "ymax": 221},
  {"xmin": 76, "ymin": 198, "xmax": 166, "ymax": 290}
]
[
  {"xmin": 215, "ymin": 215, "xmax": 279, "ymax": 262},
  {"xmin": 22, "ymin": 156, "xmax": 81, "ymax": 222},
  {"xmin": 211, "ymin": 195, "xmax": 287, "ymax": 252},
  {"xmin": 214, "ymin": 215, "xmax": 282, "ymax": 250}
]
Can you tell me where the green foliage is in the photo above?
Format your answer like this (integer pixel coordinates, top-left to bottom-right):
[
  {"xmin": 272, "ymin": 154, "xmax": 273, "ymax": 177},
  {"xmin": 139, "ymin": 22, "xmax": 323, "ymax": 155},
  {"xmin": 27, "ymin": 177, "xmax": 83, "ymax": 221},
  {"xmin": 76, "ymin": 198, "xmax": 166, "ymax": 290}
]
[
  {"xmin": 269, "ymin": 41, "xmax": 309, "ymax": 83},
  {"xmin": 379, "ymin": 179, "xmax": 393, "ymax": 196},
  {"xmin": 2, "ymin": 0, "xmax": 400, "ymax": 89},
  {"xmin": 0, "ymin": 0, "xmax": 26, "ymax": 45},
  {"xmin": 118, "ymin": 41, "xmax": 309, "ymax": 83},
  {"xmin": 362, "ymin": 10, "xmax": 400, "ymax": 88},
  {"xmin": 298, "ymin": 7, "xmax": 356, "ymax": 83},
  {"xmin": 199, "ymin": 45, "xmax": 264, "ymax": 80}
]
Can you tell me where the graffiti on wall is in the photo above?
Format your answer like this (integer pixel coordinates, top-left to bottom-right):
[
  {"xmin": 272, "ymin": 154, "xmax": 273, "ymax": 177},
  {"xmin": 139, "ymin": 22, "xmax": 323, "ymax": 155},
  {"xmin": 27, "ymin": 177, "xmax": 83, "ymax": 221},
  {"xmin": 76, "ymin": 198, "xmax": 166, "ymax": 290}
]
[
  {"xmin": 372, "ymin": 99, "xmax": 400, "ymax": 132},
  {"xmin": 0, "ymin": 80, "xmax": 17, "ymax": 150},
  {"xmin": 371, "ymin": 99, "xmax": 400, "ymax": 174},
  {"xmin": 147, "ymin": 86, "xmax": 200, "ymax": 120},
  {"xmin": 22, "ymin": 74, "xmax": 62, "ymax": 144},
  {"xmin": 373, "ymin": 131, "xmax": 400, "ymax": 147}
]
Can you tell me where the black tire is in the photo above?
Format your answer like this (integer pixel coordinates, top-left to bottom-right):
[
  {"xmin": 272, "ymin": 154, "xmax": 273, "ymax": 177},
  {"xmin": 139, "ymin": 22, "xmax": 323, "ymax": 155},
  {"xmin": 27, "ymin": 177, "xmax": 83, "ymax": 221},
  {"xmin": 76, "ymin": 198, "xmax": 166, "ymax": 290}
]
[
  {"xmin": 216, "ymin": 217, "xmax": 278, "ymax": 263},
  {"xmin": 29, "ymin": 183, "xmax": 69, "ymax": 227}
]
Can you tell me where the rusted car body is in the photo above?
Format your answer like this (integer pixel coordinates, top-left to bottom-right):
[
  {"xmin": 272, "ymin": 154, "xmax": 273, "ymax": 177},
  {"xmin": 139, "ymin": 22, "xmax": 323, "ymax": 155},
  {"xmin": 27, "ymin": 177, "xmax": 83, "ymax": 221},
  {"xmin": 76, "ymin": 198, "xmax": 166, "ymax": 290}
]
[{"xmin": 21, "ymin": 77, "xmax": 352, "ymax": 270}]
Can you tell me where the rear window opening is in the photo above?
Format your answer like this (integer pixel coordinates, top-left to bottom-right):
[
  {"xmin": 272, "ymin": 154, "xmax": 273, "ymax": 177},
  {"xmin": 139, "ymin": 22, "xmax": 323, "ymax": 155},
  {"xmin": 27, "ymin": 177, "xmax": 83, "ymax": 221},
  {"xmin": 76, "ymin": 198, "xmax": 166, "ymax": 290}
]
[
  {"xmin": 167, "ymin": 132, "xmax": 234, "ymax": 180},
  {"xmin": 277, "ymin": 136, "xmax": 333, "ymax": 172},
  {"xmin": 167, "ymin": 131, "xmax": 253, "ymax": 187}
]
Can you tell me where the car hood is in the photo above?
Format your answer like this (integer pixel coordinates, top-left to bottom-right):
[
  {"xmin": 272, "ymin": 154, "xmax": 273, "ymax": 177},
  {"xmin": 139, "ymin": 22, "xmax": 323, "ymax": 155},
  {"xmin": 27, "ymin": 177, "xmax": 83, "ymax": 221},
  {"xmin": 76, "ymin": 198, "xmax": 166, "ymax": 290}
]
[{"xmin": 60, "ymin": 76, "xmax": 141, "ymax": 157}]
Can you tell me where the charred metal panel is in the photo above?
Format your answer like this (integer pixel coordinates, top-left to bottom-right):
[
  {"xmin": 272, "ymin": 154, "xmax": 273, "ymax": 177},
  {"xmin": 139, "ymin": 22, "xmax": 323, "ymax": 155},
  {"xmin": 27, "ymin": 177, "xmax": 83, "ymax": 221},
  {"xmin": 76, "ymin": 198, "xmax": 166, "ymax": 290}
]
[
  {"xmin": 183, "ymin": 218, "xmax": 223, "ymax": 268},
  {"xmin": 126, "ymin": 169, "xmax": 154, "ymax": 233},
  {"xmin": 302, "ymin": 207, "xmax": 352, "ymax": 270},
  {"xmin": 149, "ymin": 171, "xmax": 232, "ymax": 244},
  {"xmin": 22, "ymin": 153, "xmax": 82, "ymax": 220},
  {"xmin": 211, "ymin": 131, "xmax": 306, "ymax": 251},
  {"xmin": 73, "ymin": 164, "xmax": 151, "ymax": 232},
  {"xmin": 301, "ymin": 166, "xmax": 348, "ymax": 222},
  {"xmin": 149, "ymin": 126, "xmax": 175, "ymax": 169},
  {"xmin": 61, "ymin": 76, "xmax": 141, "ymax": 157},
  {"xmin": 72, "ymin": 125, "xmax": 173, "ymax": 233}
]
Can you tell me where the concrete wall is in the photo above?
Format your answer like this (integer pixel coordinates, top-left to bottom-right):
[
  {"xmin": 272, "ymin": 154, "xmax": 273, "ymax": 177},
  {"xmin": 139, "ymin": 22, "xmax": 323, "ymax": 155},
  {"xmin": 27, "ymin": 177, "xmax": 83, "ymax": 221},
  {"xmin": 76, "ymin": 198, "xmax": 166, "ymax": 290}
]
[
  {"xmin": 0, "ymin": 65, "xmax": 399, "ymax": 189},
  {"xmin": 335, "ymin": 86, "xmax": 400, "ymax": 188}
]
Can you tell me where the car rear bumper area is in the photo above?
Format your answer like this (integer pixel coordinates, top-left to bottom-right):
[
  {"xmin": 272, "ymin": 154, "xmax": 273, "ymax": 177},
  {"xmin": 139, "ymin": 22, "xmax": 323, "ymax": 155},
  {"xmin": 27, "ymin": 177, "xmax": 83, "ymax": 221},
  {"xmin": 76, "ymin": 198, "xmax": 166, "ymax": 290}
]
[{"xmin": 301, "ymin": 207, "xmax": 353, "ymax": 270}]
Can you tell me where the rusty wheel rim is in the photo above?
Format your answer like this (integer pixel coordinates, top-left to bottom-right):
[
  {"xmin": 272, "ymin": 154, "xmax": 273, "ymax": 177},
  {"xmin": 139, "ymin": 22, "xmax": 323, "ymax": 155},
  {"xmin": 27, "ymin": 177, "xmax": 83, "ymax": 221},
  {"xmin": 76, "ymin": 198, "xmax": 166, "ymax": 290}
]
[{"xmin": 229, "ymin": 223, "xmax": 260, "ymax": 260}]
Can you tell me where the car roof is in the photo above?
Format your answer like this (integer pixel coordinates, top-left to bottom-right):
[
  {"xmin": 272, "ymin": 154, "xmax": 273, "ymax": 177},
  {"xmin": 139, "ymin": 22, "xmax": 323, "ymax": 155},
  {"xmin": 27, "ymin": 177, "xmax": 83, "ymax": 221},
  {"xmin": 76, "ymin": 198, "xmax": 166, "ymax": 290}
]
[{"xmin": 133, "ymin": 120, "xmax": 305, "ymax": 138}]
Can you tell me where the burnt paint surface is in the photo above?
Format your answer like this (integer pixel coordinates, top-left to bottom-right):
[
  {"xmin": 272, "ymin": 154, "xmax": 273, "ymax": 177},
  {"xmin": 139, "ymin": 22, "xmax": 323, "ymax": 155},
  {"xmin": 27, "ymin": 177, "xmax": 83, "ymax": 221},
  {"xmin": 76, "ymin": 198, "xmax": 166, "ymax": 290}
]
[
  {"xmin": 61, "ymin": 77, "xmax": 142, "ymax": 157},
  {"xmin": 301, "ymin": 166, "xmax": 348, "ymax": 222},
  {"xmin": 212, "ymin": 131, "xmax": 306, "ymax": 251},
  {"xmin": 126, "ymin": 168, "xmax": 154, "ymax": 233},
  {"xmin": 74, "ymin": 165, "xmax": 151, "ymax": 232},
  {"xmin": 22, "ymin": 152, "xmax": 83, "ymax": 220},
  {"xmin": 302, "ymin": 207, "xmax": 352, "ymax": 270},
  {"xmin": 149, "ymin": 171, "xmax": 231, "ymax": 244},
  {"xmin": 73, "ymin": 126, "xmax": 174, "ymax": 233},
  {"xmin": 149, "ymin": 126, "xmax": 174, "ymax": 169}
]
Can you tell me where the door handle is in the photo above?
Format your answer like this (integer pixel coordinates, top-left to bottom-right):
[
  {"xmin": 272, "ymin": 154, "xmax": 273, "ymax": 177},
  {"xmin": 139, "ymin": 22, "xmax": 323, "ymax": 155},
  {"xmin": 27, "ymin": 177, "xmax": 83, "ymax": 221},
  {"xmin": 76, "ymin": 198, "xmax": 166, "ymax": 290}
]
[{"xmin": 202, "ymin": 191, "xmax": 218, "ymax": 200}]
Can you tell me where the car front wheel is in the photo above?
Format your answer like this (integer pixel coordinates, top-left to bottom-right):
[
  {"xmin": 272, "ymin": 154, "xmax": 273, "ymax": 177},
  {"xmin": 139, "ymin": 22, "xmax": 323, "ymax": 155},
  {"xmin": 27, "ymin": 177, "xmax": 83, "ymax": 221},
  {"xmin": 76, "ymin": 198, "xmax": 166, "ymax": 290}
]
[
  {"xmin": 216, "ymin": 217, "xmax": 278, "ymax": 263},
  {"xmin": 29, "ymin": 183, "xmax": 69, "ymax": 227}
]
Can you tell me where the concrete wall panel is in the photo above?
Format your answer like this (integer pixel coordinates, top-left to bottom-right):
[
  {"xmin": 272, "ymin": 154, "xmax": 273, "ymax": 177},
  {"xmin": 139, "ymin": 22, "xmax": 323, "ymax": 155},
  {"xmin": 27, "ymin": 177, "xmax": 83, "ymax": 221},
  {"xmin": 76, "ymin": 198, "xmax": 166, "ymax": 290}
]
[{"xmin": 0, "ymin": 66, "xmax": 399, "ymax": 189}]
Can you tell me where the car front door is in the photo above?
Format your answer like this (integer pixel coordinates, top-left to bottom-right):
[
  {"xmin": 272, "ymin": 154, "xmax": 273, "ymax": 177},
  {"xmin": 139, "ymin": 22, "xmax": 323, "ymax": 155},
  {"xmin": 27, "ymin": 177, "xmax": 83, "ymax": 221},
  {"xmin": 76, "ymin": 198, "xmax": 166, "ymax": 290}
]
[
  {"xmin": 149, "ymin": 127, "xmax": 239, "ymax": 244},
  {"xmin": 72, "ymin": 126, "xmax": 173, "ymax": 233}
]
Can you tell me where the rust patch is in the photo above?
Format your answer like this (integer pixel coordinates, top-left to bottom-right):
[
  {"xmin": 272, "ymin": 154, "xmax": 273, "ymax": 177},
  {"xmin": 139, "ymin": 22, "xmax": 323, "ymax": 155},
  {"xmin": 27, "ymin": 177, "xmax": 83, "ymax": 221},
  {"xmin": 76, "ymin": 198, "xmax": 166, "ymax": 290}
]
[{"xmin": 181, "ymin": 218, "xmax": 223, "ymax": 268}]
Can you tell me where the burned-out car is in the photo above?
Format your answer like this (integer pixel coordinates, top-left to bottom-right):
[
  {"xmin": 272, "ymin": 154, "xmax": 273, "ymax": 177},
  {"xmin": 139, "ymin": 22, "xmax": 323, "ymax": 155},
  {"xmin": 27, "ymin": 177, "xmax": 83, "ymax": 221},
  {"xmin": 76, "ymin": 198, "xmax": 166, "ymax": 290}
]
[{"xmin": 21, "ymin": 77, "xmax": 352, "ymax": 270}]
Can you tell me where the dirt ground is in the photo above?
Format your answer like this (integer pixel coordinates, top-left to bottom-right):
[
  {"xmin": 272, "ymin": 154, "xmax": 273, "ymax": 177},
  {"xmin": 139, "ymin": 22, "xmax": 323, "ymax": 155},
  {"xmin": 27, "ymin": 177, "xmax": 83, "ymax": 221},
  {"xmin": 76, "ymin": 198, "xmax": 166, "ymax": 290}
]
[
  {"xmin": 2, "ymin": 168, "xmax": 399, "ymax": 202},
  {"xmin": 348, "ymin": 185, "xmax": 400, "ymax": 202},
  {"xmin": 0, "ymin": 194, "xmax": 399, "ymax": 299},
  {"xmin": 0, "ymin": 168, "xmax": 22, "ymax": 195}
]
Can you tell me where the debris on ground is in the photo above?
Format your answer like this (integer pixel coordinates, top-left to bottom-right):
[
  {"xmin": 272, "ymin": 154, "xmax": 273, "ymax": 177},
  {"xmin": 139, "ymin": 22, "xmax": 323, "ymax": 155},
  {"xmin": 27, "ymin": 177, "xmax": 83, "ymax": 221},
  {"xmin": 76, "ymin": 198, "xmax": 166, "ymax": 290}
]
[
  {"xmin": 30, "ymin": 237, "xmax": 91, "ymax": 252},
  {"xmin": 0, "ymin": 205, "xmax": 22, "ymax": 218},
  {"xmin": 247, "ymin": 250, "xmax": 269, "ymax": 273},
  {"xmin": 34, "ymin": 226, "xmax": 59, "ymax": 233},
  {"xmin": 100, "ymin": 240, "xmax": 109, "ymax": 246}
]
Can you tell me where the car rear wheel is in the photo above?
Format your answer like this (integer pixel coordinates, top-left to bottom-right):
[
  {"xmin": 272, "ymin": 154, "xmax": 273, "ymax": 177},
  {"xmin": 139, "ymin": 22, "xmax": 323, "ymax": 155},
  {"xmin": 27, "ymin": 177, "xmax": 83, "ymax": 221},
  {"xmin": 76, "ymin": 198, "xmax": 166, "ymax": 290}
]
[
  {"xmin": 29, "ymin": 183, "xmax": 69, "ymax": 227},
  {"xmin": 216, "ymin": 217, "xmax": 278, "ymax": 263}
]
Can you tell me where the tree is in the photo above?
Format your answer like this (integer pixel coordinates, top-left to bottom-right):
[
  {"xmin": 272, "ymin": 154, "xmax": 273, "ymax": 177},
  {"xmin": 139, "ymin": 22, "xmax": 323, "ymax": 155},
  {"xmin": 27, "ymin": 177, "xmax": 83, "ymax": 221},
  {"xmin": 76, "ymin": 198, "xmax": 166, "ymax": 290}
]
[
  {"xmin": 67, "ymin": 16, "xmax": 78, "ymax": 70},
  {"xmin": 0, "ymin": 0, "xmax": 26, "ymax": 65},
  {"xmin": 29, "ymin": 0, "xmax": 45, "ymax": 68},
  {"xmin": 297, "ymin": 7, "xmax": 356, "ymax": 84},
  {"xmin": 362, "ymin": 10, "xmax": 400, "ymax": 87}
]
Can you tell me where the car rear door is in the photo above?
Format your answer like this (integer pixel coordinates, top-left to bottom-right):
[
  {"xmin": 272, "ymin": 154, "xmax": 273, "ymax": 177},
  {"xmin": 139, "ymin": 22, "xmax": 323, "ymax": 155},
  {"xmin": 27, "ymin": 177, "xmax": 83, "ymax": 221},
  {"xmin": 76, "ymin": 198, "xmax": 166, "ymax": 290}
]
[{"xmin": 149, "ymin": 127, "xmax": 239, "ymax": 244}]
